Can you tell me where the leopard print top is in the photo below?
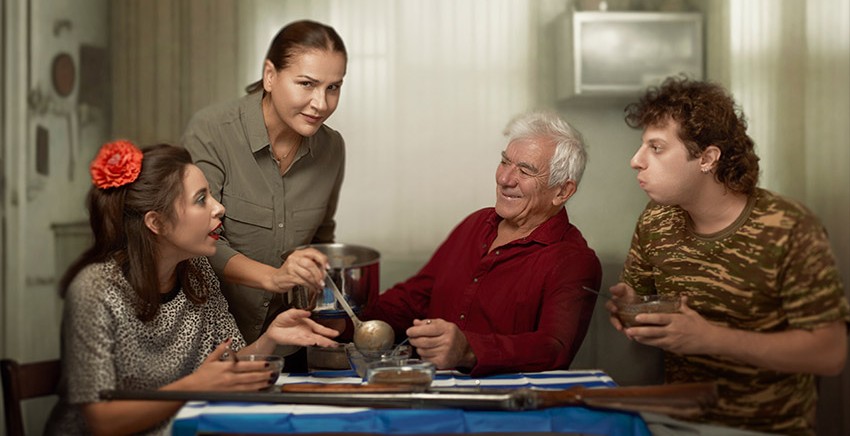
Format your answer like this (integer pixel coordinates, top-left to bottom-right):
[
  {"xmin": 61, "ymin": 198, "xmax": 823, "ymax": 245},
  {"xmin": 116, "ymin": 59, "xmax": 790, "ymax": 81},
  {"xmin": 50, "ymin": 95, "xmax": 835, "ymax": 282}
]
[{"xmin": 46, "ymin": 256, "xmax": 245, "ymax": 435}]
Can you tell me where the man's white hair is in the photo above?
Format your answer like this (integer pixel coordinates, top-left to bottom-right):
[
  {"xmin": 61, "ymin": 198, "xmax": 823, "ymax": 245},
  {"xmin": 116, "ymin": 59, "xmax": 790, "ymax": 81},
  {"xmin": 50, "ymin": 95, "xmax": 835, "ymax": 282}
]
[{"xmin": 503, "ymin": 110, "xmax": 587, "ymax": 188}]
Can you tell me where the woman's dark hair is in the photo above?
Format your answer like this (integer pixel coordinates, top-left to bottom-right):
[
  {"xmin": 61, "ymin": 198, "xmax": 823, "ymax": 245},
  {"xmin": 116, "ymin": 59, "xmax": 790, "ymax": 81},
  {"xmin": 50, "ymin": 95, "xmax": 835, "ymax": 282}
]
[
  {"xmin": 59, "ymin": 144, "xmax": 208, "ymax": 321},
  {"xmin": 624, "ymin": 76, "xmax": 760, "ymax": 195},
  {"xmin": 245, "ymin": 20, "xmax": 347, "ymax": 94}
]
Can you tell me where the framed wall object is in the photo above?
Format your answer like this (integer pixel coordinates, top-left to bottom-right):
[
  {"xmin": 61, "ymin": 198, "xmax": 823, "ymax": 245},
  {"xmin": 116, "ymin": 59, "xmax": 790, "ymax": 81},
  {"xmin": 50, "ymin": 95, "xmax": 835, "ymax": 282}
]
[{"xmin": 556, "ymin": 11, "xmax": 703, "ymax": 100}]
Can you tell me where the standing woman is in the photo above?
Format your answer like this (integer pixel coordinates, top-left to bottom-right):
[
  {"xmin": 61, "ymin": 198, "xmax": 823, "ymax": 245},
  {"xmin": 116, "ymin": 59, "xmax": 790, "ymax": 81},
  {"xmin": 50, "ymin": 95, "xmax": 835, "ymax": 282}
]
[
  {"xmin": 47, "ymin": 142, "xmax": 338, "ymax": 435},
  {"xmin": 182, "ymin": 20, "xmax": 348, "ymax": 366}
]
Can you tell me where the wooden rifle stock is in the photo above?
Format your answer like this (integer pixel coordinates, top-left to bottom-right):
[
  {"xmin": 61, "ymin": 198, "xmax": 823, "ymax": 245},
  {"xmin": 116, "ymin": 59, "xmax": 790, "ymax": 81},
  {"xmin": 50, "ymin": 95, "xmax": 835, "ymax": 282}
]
[
  {"xmin": 533, "ymin": 382, "xmax": 717, "ymax": 418},
  {"xmin": 102, "ymin": 382, "xmax": 717, "ymax": 418},
  {"xmin": 281, "ymin": 382, "xmax": 717, "ymax": 417}
]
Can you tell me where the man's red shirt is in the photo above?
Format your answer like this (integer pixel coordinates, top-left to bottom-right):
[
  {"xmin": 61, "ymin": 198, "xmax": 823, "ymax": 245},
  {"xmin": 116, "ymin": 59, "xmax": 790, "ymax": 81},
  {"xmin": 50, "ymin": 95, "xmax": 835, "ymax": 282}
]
[{"xmin": 364, "ymin": 207, "xmax": 601, "ymax": 376}]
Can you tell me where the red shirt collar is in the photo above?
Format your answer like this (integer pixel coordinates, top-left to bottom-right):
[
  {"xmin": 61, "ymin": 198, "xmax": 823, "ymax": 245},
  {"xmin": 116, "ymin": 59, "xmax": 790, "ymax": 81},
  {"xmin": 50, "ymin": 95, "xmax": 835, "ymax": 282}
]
[{"xmin": 485, "ymin": 208, "xmax": 572, "ymax": 247}]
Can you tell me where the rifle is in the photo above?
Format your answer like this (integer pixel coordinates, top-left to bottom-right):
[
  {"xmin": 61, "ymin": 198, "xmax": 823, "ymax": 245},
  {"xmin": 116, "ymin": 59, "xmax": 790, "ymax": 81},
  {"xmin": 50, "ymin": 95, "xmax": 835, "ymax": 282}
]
[{"xmin": 101, "ymin": 382, "xmax": 716, "ymax": 418}]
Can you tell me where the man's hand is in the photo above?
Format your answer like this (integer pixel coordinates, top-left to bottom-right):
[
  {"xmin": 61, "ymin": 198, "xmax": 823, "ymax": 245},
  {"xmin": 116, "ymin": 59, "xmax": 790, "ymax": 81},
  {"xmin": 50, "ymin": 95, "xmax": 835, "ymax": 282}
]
[
  {"xmin": 605, "ymin": 282, "xmax": 636, "ymax": 331},
  {"xmin": 406, "ymin": 318, "xmax": 476, "ymax": 370},
  {"xmin": 624, "ymin": 296, "xmax": 720, "ymax": 354},
  {"xmin": 621, "ymin": 296, "xmax": 848, "ymax": 375}
]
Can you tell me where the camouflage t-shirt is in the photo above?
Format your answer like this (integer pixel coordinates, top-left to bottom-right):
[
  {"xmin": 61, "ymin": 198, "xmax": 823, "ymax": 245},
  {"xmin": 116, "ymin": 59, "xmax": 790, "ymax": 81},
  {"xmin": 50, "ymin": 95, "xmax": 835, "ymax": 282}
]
[{"xmin": 623, "ymin": 188, "xmax": 850, "ymax": 436}]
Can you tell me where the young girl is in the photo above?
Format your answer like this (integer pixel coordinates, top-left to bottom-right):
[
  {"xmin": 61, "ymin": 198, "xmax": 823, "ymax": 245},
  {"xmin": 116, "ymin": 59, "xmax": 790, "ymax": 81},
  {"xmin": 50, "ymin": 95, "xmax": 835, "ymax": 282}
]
[{"xmin": 46, "ymin": 141, "xmax": 339, "ymax": 435}]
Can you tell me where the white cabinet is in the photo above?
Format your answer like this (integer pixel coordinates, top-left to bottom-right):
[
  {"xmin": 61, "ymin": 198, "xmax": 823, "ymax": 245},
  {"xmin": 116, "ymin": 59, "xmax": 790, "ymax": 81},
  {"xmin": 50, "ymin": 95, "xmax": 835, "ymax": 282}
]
[{"xmin": 556, "ymin": 11, "xmax": 703, "ymax": 100}]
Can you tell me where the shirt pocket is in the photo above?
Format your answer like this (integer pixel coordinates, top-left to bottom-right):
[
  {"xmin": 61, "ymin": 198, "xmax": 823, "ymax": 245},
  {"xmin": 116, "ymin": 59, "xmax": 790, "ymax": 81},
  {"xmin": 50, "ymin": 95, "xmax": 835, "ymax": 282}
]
[
  {"xmin": 221, "ymin": 194, "xmax": 273, "ymax": 257},
  {"xmin": 292, "ymin": 206, "xmax": 327, "ymax": 244}
]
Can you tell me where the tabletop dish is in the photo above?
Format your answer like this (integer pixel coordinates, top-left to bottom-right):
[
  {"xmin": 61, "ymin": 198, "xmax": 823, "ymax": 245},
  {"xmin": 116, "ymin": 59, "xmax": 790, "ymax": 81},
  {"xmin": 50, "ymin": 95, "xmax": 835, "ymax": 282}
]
[
  {"xmin": 238, "ymin": 354, "xmax": 284, "ymax": 391},
  {"xmin": 614, "ymin": 294, "xmax": 681, "ymax": 327},
  {"xmin": 346, "ymin": 343, "xmax": 412, "ymax": 378},
  {"xmin": 366, "ymin": 359, "xmax": 435, "ymax": 390},
  {"xmin": 306, "ymin": 345, "xmax": 349, "ymax": 371}
]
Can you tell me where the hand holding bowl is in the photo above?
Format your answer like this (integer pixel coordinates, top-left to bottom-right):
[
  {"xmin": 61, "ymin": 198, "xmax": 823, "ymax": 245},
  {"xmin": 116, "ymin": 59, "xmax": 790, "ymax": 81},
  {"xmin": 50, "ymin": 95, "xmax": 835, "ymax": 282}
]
[{"xmin": 614, "ymin": 294, "xmax": 681, "ymax": 328}]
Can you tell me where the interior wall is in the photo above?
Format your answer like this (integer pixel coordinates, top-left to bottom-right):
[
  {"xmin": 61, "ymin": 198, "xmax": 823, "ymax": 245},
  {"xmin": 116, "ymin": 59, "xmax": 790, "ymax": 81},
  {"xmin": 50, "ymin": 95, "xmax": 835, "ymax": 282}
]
[
  {"xmin": 111, "ymin": 0, "xmax": 240, "ymax": 144},
  {"xmin": 703, "ymin": 1, "xmax": 849, "ymax": 433},
  {"xmin": 5, "ymin": 0, "xmax": 111, "ymax": 359},
  {"xmin": 1, "ymin": 0, "xmax": 8, "ymax": 364},
  {"xmin": 1, "ymin": 0, "xmax": 110, "ymax": 433},
  {"xmin": 803, "ymin": 1, "xmax": 850, "ymax": 434}
]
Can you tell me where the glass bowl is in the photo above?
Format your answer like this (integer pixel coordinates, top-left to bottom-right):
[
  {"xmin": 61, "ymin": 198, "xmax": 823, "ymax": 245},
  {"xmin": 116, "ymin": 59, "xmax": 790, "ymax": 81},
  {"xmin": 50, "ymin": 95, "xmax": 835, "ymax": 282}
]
[
  {"xmin": 366, "ymin": 359, "xmax": 435, "ymax": 390},
  {"xmin": 345, "ymin": 343, "xmax": 412, "ymax": 378},
  {"xmin": 238, "ymin": 354, "xmax": 284, "ymax": 391},
  {"xmin": 614, "ymin": 294, "xmax": 681, "ymax": 327}
]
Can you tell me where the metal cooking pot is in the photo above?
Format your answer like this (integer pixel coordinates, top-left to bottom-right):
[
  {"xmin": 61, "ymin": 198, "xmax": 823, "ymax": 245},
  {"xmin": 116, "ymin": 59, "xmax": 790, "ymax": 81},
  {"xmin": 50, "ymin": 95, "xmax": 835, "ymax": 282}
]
[{"xmin": 285, "ymin": 243, "xmax": 380, "ymax": 320}]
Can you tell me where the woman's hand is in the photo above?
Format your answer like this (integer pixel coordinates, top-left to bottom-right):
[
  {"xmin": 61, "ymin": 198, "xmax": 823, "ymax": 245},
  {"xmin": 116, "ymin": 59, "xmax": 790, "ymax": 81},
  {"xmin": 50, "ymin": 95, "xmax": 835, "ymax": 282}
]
[
  {"xmin": 180, "ymin": 339, "xmax": 275, "ymax": 392},
  {"xmin": 605, "ymin": 282, "xmax": 636, "ymax": 332},
  {"xmin": 270, "ymin": 248, "xmax": 328, "ymax": 292},
  {"xmin": 264, "ymin": 309, "xmax": 340, "ymax": 347}
]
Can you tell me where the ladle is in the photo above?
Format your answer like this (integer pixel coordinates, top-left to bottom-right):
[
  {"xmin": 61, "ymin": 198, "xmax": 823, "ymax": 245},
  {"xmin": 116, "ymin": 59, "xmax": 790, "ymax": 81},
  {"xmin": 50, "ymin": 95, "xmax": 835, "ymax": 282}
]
[{"xmin": 325, "ymin": 271, "xmax": 394, "ymax": 352}]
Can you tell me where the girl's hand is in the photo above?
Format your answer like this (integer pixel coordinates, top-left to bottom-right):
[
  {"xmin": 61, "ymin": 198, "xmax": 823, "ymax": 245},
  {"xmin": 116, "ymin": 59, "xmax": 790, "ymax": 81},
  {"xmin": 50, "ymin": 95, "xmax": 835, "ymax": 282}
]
[
  {"xmin": 265, "ymin": 309, "xmax": 340, "ymax": 347},
  {"xmin": 184, "ymin": 339, "xmax": 275, "ymax": 392}
]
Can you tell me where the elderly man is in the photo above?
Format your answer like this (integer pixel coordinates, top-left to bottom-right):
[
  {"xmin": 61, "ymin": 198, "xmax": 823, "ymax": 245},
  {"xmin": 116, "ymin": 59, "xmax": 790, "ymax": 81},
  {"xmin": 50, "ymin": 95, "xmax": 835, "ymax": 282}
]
[{"xmin": 361, "ymin": 110, "xmax": 601, "ymax": 376}]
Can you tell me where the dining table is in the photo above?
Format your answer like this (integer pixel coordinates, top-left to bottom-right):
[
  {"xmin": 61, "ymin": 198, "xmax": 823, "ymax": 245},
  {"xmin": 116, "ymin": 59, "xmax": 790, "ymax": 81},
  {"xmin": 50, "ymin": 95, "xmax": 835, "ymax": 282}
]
[{"xmin": 166, "ymin": 369, "xmax": 652, "ymax": 436}]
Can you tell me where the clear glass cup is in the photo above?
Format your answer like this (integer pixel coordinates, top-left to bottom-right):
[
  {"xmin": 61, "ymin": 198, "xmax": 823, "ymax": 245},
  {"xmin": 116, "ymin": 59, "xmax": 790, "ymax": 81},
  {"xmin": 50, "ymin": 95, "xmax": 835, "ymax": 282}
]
[{"xmin": 238, "ymin": 354, "xmax": 284, "ymax": 391}]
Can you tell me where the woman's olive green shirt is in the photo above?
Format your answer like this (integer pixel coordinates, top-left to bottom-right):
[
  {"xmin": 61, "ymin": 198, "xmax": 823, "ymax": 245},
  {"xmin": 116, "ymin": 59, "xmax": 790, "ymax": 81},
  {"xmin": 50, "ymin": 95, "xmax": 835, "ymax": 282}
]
[{"xmin": 182, "ymin": 91, "xmax": 345, "ymax": 344}]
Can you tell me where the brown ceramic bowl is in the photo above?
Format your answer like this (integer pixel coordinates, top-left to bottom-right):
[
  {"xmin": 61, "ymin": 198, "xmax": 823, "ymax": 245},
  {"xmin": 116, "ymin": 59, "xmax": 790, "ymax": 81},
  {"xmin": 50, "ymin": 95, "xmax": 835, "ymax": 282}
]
[
  {"xmin": 614, "ymin": 294, "xmax": 681, "ymax": 327},
  {"xmin": 306, "ymin": 345, "xmax": 350, "ymax": 371}
]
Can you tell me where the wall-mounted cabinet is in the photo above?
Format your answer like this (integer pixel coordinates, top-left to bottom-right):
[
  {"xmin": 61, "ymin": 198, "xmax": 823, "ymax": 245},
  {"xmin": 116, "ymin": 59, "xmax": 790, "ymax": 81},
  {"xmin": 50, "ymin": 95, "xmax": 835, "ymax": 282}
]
[{"xmin": 556, "ymin": 11, "xmax": 703, "ymax": 100}]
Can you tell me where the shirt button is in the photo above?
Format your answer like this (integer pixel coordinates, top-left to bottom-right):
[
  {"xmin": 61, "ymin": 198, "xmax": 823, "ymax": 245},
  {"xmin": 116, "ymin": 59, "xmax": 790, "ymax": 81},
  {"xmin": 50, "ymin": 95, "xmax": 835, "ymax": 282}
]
[
  {"xmin": 494, "ymin": 250, "xmax": 500, "ymax": 255},
  {"xmin": 460, "ymin": 314, "xmax": 466, "ymax": 320},
  {"xmin": 278, "ymin": 223, "xmax": 284, "ymax": 228},
  {"xmin": 262, "ymin": 301, "xmax": 270, "ymax": 307},
  {"xmin": 473, "ymin": 277, "xmax": 478, "ymax": 283}
]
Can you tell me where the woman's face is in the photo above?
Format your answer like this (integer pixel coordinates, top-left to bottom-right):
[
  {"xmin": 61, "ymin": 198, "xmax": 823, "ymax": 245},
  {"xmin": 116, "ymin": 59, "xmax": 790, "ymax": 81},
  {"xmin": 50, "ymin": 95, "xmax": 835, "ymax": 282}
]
[
  {"xmin": 157, "ymin": 165, "xmax": 225, "ymax": 262},
  {"xmin": 264, "ymin": 49, "xmax": 347, "ymax": 137}
]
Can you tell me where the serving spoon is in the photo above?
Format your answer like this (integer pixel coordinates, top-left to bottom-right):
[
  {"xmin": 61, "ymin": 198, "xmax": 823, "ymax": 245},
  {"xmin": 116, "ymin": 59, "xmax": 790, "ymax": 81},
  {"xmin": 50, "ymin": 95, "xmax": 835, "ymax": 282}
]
[{"xmin": 325, "ymin": 271, "xmax": 395, "ymax": 352}]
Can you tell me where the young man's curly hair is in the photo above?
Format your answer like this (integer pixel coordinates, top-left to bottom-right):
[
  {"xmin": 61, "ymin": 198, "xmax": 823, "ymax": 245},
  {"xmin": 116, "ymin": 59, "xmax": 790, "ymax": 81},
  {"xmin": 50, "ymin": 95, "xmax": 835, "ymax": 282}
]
[{"xmin": 624, "ymin": 76, "xmax": 760, "ymax": 195}]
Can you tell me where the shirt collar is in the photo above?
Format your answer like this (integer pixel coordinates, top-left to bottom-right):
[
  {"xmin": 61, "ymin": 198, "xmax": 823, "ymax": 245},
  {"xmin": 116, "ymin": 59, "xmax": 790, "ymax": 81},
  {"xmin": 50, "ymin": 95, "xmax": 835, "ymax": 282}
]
[
  {"xmin": 243, "ymin": 91, "xmax": 316, "ymax": 159},
  {"xmin": 486, "ymin": 208, "xmax": 572, "ymax": 246},
  {"xmin": 244, "ymin": 91, "xmax": 270, "ymax": 154}
]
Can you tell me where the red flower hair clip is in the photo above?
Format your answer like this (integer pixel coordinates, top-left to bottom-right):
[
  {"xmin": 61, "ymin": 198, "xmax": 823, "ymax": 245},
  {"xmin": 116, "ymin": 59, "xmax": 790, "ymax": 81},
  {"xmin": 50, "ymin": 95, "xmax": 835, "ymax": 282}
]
[{"xmin": 90, "ymin": 140, "xmax": 143, "ymax": 189}]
